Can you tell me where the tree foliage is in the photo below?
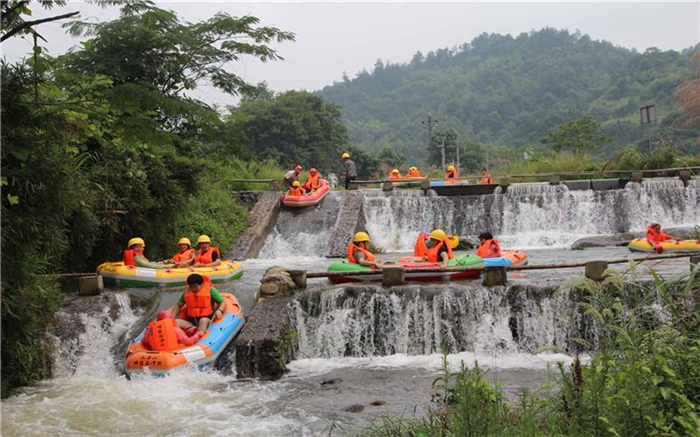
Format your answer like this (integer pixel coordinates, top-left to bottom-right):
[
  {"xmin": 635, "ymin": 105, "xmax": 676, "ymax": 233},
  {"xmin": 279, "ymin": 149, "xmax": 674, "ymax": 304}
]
[
  {"xmin": 541, "ymin": 115, "xmax": 610, "ymax": 156},
  {"xmin": 228, "ymin": 90, "xmax": 348, "ymax": 172},
  {"xmin": 319, "ymin": 29, "xmax": 695, "ymax": 161}
]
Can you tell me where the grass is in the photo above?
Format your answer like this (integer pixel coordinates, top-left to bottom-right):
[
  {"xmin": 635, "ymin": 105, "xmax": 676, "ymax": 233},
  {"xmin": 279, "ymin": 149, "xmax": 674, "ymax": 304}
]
[{"xmin": 362, "ymin": 266, "xmax": 700, "ymax": 436}]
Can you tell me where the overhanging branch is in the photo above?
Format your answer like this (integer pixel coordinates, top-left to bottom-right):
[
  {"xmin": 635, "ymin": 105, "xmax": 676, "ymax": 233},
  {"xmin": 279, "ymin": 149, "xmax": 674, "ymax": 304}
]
[{"xmin": 1, "ymin": 10, "xmax": 79, "ymax": 42}]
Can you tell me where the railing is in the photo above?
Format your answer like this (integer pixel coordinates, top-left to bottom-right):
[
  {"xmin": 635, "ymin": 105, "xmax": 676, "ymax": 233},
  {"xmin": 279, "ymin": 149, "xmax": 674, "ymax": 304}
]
[{"xmin": 347, "ymin": 166, "xmax": 700, "ymax": 189}]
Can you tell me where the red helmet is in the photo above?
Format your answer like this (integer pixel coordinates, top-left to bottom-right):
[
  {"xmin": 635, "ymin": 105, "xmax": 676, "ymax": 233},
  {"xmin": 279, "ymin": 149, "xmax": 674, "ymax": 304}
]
[
  {"xmin": 310, "ymin": 168, "xmax": 317, "ymax": 174},
  {"xmin": 295, "ymin": 165, "xmax": 302, "ymax": 173}
]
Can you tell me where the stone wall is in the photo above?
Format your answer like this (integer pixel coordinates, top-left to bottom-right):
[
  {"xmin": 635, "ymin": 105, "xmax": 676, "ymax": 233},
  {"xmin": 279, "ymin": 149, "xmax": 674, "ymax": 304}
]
[{"xmin": 227, "ymin": 191, "xmax": 282, "ymax": 260}]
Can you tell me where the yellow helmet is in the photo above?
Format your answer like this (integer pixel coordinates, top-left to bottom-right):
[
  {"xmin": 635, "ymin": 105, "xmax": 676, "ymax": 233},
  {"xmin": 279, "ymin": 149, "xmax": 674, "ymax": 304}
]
[
  {"xmin": 196, "ymin": 235, "xmax": 212, "ymax": 245},
  {"xmin": 448, "ymin": 234, "xmax": 459, "ymax": 249},
  {"xmin": 392, "ymin": 169, "xmax": 399, "ymax": 174},
  {"xmin": 447, "ymin": 165, "xmax": 455, "ymax": 171},
  {"xmin": 128, "ymin": 237, "xmax": 145, "ymax": 248},
  {"xmin": 293, "ymin": 181, "xmax": 301, "ymax": 187},
  {"xmin": 342, "ymin": 152, "xmax": 350, "ymax": 159},
  {"xmin": 410, "ymin": 166, "xmax": 417, "ymax": 171},
  {"xmin": 178, "ymin": 237, "xmax": 191, "ymax": 247},
  {"xmin": 353, "ymin": 231, "xmax": 370, "ymax": 243},
  {"xmin": 430, "ymin": 229, "xmax": 446, "ymax": 241}
]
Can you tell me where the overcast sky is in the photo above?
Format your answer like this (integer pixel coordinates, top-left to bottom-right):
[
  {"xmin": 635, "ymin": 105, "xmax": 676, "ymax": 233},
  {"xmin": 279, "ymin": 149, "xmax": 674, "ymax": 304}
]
[{"xmin": 3, "ymin": 1, "xmax": 699, "ymax": 108}]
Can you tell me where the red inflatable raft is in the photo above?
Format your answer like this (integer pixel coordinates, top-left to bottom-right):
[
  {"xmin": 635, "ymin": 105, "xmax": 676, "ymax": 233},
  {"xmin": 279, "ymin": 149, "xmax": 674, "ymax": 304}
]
[{"xmin": 282, "ymin": 179, "xmax": 330, "ymax": 208}]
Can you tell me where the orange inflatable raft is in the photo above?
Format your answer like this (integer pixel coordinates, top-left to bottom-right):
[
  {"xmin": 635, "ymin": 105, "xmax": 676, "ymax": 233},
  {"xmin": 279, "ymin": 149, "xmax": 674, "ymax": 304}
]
[
  {"xmin": 282, "ymin": 179, "xmax": 330, "ymax": 208},
  {"xmin": 125, "ymin": 293, "xmax": 245, "ymax": 375}
]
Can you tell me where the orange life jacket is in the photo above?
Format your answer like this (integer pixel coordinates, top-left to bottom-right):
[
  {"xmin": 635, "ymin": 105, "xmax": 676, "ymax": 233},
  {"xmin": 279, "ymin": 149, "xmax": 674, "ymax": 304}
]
[
  {"xmin": 194, "ymin": 247, "xmax": 220, "ymax": 264},
  {"xmin": 184, "ymin": 275, "xmax": 214, "ymax": 318},
  {"xmin": 147, "ymin": 318, "xmax": 180, "ymax": 351},
  {"xmin": 427, "ymin": 238, "xmax": 454, "ymax": 263},
  {"xmin": 445, "ymin": 169, "xmax": 458, "ymax": 179},
  {"xmin": 303, "ymin": 173, "xmax": 320, "ymax": 190},
  {"xmin": 476, "ymin": 238, "xmax": 501, "ymax": 258},
  {"xmin": 288, "ymin": 187, "xmax": 304, "ymax": 197},
  {"xmin": 123, "ymin": 249, "xmax": 148, "ymax": 266},
  {"xmin": 414, "ymin": 234, "xmax": 429, "ymax": 257},
  {"xmin": 389, "ymin": 172, "xmax": 402, "ymax": 180},
  {"xmin": 646, "ymin": 227, "xmax": 671, "ymax": 244},
  {"xmin": 407, "ymin": 169, "xmax": 421, "ymax": 177},
  {"xmin": 481, "ymin": 173, "xmax": 492, "ymax": 184},
  {"xmin": 172, "ymin": 248, "xmax": 195, "ymax": 263},
  {"xmin": 347, "ymin": 243, "xmax": 375, "ymax": 264}
]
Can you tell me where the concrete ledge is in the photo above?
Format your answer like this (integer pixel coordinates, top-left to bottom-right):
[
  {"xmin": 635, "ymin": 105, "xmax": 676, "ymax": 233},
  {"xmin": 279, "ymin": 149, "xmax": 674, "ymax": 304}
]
[
  {"xmin": 227, "ymin": 191, "xmax": 282, "ymax": 260},
  {"xmin": 326, "ymin": 192, "xmax": 365, "ymax": 257},
  {"xmin": 235, "ymin": 297, "xmax": 296, "ymax": 380}
]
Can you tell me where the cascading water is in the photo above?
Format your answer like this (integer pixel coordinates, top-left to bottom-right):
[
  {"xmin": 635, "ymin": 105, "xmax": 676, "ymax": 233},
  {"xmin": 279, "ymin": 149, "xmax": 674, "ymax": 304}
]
[
  {"xmin": 293, "ymin": 284, "xmax": 592, "ymax": 359},
  {"xmin": 363, "ymin": 180, "xmax": 700, "ymax": 250},
  {"xmin": 258, "ymin": 192, "xmax": 341, "ymax": 258}
]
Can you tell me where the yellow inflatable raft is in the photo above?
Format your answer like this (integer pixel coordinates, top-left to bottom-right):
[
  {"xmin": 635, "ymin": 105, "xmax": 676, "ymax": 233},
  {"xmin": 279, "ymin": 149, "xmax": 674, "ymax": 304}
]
[
  {"xmin": 628, "ymin": 238, "xmax": 700, "ymax": 253},
  {"xmin": 97, "ymin": 260, "xmax": 243, "ymax": 288}
]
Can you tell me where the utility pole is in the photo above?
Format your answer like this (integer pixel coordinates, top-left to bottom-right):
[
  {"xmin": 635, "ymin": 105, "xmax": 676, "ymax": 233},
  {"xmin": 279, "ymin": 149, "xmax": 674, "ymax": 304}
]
[
  {"xmin": 440, "ymin": 138, "xmax": 446, "ymax": 170},
  {"xmin": 456, "ymin": 144, "xmax": 460, "ymax": 174},
  {"xmin": 421, "ymin": 113, "xmax": 438, "ymax": 158}
]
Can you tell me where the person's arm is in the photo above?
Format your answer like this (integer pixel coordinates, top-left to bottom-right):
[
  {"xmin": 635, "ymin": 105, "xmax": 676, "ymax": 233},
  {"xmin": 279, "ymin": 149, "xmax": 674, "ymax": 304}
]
[
  {"xmin": 440, "ymin": 251, "xmax": 450, "ymax": 267},
  {"xmin": 134, "ymin": 255, "xmax": 167, "ymax": 269},
  {"xmin": 171, "ymin": 295, "xmax": 185, "ymax": 318},
  {"xmin": 210, "ymin": 288, "xmax": 227, "ymax": 321}
]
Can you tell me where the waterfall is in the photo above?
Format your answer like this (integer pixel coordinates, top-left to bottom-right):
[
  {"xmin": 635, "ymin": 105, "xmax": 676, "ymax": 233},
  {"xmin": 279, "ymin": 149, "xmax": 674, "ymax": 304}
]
[
  {"xmin": 293, "ymin": 284, "xmax": 592, "ymax": 359},
  {"xmin": 259, "ymin": 192, "xmax": 341, "ymax": 258},
  {"xmin": 52, "ymin": 292, "xmax": 140, "ymax": 378},
  {"xmin": 362, "ymin": 181, "xmax": 700, "ymax": 250}
]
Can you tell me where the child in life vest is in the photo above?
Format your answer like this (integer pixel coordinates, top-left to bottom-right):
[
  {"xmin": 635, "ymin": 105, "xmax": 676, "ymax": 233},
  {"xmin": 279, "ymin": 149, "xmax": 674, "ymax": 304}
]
[{"xmin": 141, "ymin": 310, "xmax": 201, "ymax": 350}]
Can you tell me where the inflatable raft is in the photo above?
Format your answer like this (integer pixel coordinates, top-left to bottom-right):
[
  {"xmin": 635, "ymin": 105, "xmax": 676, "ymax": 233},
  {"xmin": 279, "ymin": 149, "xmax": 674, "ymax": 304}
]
[
  {"xmin": 282, "ymin": 179, "xmax": 330, "ymax": 208},
  {"xmin": 482, "ymin": 250, "xmax": 529, "ymax": 267},
  {"xmin": 327, "ymin": 254, "xmax": 484, "ymax": 283},
  {"xmin": 125, "ymin": 293, "xmax": 245, "ymax": 375},
  {"xmin": 429, "ymin": 179, "xmax": 471, "ymax": 187},
  {"xmin": 97, "ymin": 260, "xmax": 243, "ymax": 288},
  {"xmin": 628, "ymin": 238, "xmax": 700, "ymax": 253}
]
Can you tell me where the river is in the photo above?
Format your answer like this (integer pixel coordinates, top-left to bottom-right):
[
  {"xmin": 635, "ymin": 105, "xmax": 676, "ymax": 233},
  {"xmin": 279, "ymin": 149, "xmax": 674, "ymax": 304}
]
[{"xmin": 2, "ymin": 180, "xmax": 698, "ymax": 436}]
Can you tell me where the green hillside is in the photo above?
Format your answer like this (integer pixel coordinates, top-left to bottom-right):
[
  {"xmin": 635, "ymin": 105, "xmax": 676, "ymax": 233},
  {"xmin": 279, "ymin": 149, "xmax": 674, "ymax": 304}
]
[{"xmin": 318, "ymin": 28, "xmax": 697, "ymax": 162}]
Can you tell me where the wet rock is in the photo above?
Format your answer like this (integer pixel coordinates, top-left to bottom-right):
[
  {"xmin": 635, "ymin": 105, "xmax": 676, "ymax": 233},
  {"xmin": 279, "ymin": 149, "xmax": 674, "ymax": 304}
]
[
  {"xmin": 571, "ymin": 233, "xmax": 637, "ymax": 249},
  {"xmin": 321, "ymin": 378, "xmax": 343, "ymax": 386},
  {"xmin": 227, "ymin": 191, "xmax": 282, "ymax": 260},
  {"xmin": 369, "ymin": 400, "xmax": 386, "ymax": 406},
  {"xmin": 344, "ymin": 404, "xmax": 365, "ymax": 413},
  {"xmin": 259, "ymin": 266, "xmax": 298, "ymax": 299},
  {"xmin": 235, "ymin": 297, "xmax": 296, "ymax": 380}
]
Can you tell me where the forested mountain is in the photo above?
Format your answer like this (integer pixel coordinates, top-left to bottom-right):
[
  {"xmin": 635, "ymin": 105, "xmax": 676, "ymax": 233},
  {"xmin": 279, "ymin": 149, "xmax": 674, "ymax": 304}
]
[{"xmin": 319, "ymin": 28, "xmax": 697, "ymax": 161}]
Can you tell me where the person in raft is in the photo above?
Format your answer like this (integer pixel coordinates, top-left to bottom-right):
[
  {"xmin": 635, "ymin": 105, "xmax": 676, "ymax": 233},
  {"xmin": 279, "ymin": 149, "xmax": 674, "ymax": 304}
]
[
  {"xmin": 181, "ymin": 235, "xmax": 221, "ymax": 268},
  {"xmin": 141, "ymin": 310, "xmax": 201, "ymax": 351},
  {"xmin": 388, "ymin": 169, "xmax": 402, "ymax": 179},
  {"xmin": 167, "ymin": 237, "xmax": 196, "ymax": 268},
  {"xmin": 123, "ymin": 238, "xmax": 168, "ymax": 269},
  {"xmin": 283, "ymin": 165, "xmax": 303, "ymax": 189},
  {"xmin": 406, "ymin": 166, "xmax": 421, "ymax": 177},
  {"xmin": 646, "ymin": 222, "xmax": 680, "ymax": 253},
  {"xmin": 341, "ymin": 152, "xmax": 357, "ymax": 190},
  {"xmin": 445, "ymin": 165, "xmax": 458, "ymax": 179},
  {"xmin": 476, "ymin": 232, "xmax": 502, "ymax": 258},
  {"xmin": 287, "ymin": 180, "xmax": 304, "ymax": 197},
  {"xmin": 480, "ymin": 168, "xmax": 493, "ymax": 184},
  {"xmin": 171, "ymin": 274, "xmax": 226, "ymax": 335},
  {"xmin": 347, "ymin": 232, "xmax": 383, "ymax": 268},
  {"xmin": 425, "ymin": 229, "xmax": 455, "ymax": 267},
  {"xmin": 302, "ymin": 168, "xmax": 321, "ymax": 193}
]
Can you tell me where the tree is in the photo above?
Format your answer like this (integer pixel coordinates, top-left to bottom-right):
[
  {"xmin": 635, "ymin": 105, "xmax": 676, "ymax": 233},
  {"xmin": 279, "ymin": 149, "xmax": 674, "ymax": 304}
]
[
  {"xmin": 228, "ymin": 91, "xmax": 348, "ymax": 171},
  {"xmin": 377, "ymin": 147, "xmax": 406, "ymax": 168},
  {"xmin": 540, "ymin": 116, "xmax": 610, "ymax": 156},
  {"xmin": 673, "ymin": 50, "xmax": 700, "ymax": 143},
  {"xmin": 64, "ymin": 1, "xmax": 294, "ymax": 97}
]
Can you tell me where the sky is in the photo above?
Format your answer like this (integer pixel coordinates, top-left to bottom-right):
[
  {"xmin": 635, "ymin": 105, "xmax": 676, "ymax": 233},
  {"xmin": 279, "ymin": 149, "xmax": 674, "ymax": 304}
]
[{"xmin": 2, "ymin": 1, "xmax": 699, "ymax": 108}]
